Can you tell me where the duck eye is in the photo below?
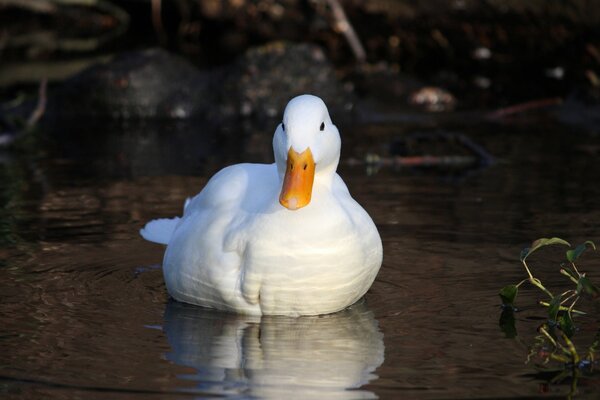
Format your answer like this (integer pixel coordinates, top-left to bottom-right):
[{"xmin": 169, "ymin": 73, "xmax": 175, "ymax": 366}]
[
  {"xmin": 320, "ymin": 122, "xmax": 325, "ymax": 131},
  {"xmin": 282, "ymin": 122, "xmax": 285, "ymax": 131}
]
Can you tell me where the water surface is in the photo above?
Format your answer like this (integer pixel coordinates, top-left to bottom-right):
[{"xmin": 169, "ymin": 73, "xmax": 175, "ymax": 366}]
[{"xmin": 1, "ymin": 117, "xmax": 599, "ymax": 399}]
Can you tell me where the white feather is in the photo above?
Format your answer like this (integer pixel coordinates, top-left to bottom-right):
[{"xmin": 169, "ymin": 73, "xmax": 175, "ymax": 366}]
[{"xmin": 140, "ymin": 217, "xmax": 180, "ymax": 245}]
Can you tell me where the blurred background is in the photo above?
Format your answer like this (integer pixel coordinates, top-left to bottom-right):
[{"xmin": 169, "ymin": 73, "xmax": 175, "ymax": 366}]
[
  {"xmin": 2, "ymin": 0, "xmax": 600, "ymax": 175},
  {"xmin": 2, "ymin": 0, "xmax": 600, "ymax": 118},
  {"xmin": 2, "ymin": 0, "xmax": 600, "ymax": 98}
]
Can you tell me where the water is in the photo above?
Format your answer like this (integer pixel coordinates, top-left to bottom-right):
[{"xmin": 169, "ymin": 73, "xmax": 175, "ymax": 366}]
[{"xmin": 1, "ymin": 117, "xmax": 600, "ymax": 399}]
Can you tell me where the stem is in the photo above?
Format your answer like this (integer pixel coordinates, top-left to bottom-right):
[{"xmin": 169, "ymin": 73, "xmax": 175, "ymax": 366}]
[
  {"xmin": 539, "ymin": 326, "xmax": 558, "ymax": 347},
  {"xmin": 549, "ymin": 353, "xmax": 571, "ymax": 363},
  {"xmin": 571, "ymin": 262, "xmax": 581, "ymax": 277},
  {"xmin": 560, "ymin": 269, "xmax": 579, "ymax": 284},
  {"xmin": 568, "ymin": 297, "xmax": 579, "ymax": 314},
  {"xmin": 515, "ymin": 278, "xmax": 528, "ymax": 288},
  {"xmin": 529, "ymin": 277, "xmax": 553, "ymax": 298},
  {"xmin": 568, "ymin": 369, "xmax": 579, "ymax": 400},
  {"xmin": 560, "ymin": 291, "xmax": 577, "ymax": 307},
  {"xmin": 562, "ymin": 332, "xmax": 580, "ymax": 364},
  {"xmin": 522, "ymin": 260, "xmax": 534, "ymax": 280},
  {"xmin": 539, "ymin": 301, "xmax": 585, "ymax": 315}
]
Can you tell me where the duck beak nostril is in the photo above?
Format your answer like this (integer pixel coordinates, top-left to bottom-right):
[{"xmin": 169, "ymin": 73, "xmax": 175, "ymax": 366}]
[{"xmin": 279, "ymin": 147, "xmax": 315, "ymax": 210}]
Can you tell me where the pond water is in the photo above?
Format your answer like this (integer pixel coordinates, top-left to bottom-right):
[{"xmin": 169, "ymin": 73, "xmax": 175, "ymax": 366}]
[{"xmin": 1, "ymin": 115, "xmax": 600, "ymax": 399}]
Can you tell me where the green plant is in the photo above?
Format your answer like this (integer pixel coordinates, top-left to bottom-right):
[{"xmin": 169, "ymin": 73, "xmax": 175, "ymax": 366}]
[{"xmin": 499, "ymin": 238, "xmax": 600, "ymax": 398}]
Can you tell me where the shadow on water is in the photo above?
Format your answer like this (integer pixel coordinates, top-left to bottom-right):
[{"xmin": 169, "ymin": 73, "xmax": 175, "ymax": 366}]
[
  {"xmin": 39, "ymin": 116, "xmax": 281, "ymax": 178},
  {"xmin": 45, "ymin": 118, "xmax": 235, "ymax": 178},
  {"xmin": 163, "ymin": 300, "xmax": 384, "ymax": 399}
]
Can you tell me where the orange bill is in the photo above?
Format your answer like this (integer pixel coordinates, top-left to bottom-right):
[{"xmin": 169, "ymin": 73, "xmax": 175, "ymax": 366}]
[{"xmin": 279, "ymin": 147, "xmax": 316, "ymax": 210}]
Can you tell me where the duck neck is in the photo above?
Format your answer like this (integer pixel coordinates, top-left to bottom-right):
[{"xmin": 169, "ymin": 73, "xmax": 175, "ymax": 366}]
[{"xmin": 313, "ymin": 161, "xmax": 339, "ymax": 190}]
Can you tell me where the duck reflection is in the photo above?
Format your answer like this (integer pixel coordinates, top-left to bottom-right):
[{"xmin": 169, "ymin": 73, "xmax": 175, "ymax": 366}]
[{"xmin": 163, "ymin": 300, "xmax": 384, "ymax": 399}]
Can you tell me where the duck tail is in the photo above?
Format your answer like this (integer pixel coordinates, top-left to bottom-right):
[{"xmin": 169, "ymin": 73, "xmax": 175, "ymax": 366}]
[{"xmin": 140, "ymin": 217, "xmax": 180, "ymax": 245}]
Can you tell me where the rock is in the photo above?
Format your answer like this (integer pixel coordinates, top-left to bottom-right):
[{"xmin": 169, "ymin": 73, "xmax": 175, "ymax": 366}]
[
  {"xmin": 47, "ymin": 43, "xmax": 354, "ymax": 123},
  {"xmin": 220, "ymin": 42, "xmax": 354, "ymax": 120},
  {"xmin": 409, "ymin": 86, "xmax": 456, "ymax": 112},
  {"xmin": 50, "ymin": 48, "xmax": 218, "ymax": 119}
]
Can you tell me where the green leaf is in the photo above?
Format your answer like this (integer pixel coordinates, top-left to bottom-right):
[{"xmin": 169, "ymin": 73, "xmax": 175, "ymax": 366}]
[
  {"xmin": 520, "ymin": 247, "xmax": 530, "ymax": 262},
  {"xmin": 520, "ymin": 237, "xmax": 571, "ymax": 262},
  {"xmin": 577, "ymin": 276, "xmax": 600, "ymax": 298},
  {"xmin": 566, "ymin": 240, "xmax": 596, "ymax": 262},
  {"xmin": 548, "ymin": 295, "xmax": 562, "ymax": 323},
  {"xmin": 558, "ymin": 312, "xmax": 575, "ymax": 338},
  {"xmin": 499, "ymin": 284, "xmax": 518, "ymax": 306}
]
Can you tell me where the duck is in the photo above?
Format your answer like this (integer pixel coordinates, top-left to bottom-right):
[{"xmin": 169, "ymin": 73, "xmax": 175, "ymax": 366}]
[{"xmin": 140, "ymin": 94, "xmax": 382, "ymax": 316}]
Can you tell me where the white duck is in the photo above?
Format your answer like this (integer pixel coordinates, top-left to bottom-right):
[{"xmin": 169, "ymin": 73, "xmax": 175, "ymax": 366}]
[{"xmin": 141, "ymin": 94, "xmax": 382, "ymax": 316}]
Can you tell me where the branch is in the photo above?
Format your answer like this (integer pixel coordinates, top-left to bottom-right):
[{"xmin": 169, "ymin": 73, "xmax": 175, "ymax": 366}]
[
  {"xmin": 325, "ymin": 0, "xmax": 366, "ymax": 63},
  {"xmin": 26, "ymin": 78, "xmax": 47, "ymax": 130},
  {"xmin": 486, "ymin": 97, "xmax": 562, "ymax": 120}
]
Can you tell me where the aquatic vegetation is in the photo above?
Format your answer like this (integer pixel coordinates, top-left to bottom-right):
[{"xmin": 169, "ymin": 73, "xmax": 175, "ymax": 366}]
[{"xmin": 499, "ymin": 237, "xmax": 600, "ymax": 397}]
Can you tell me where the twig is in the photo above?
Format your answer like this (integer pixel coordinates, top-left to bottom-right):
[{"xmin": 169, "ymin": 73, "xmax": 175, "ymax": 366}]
[
  {"xmin": 0, "ymin": 0, "xmax": 57, "ymax": 13},
  {"xmin": 390, "ymin": 155, "xmax": 476, "ymax": 167},
  {"xmin": 346, "ymin": 154, "xmax": 478, "ymax": 168},
  {"xmin": 151, "ymin": 0, "xmax": 167, "ymax": 44},
  {"xmin": 347, "ymin": 131, "xmax": 494, "ymax": 169},
  {"xmin": 454, "ymin": 133, "xmax": 494, "ymax": 166},
  {"xmin": 586, "ymin": 44, "xmax": 600, "ymax": 65},
  {"xmin": 26, "ymin": 78, "xmax": 47, "ymax": 130},
  {"xmin": 325, "ymin": 0, "xmax": 366, "ymax": 63},
  {"xmin": 486, "ymin": 97, "xmax": 563, "ymax": 120},
  {"xmin": 2, "ymin": 0, "xmax": 129, "ymax": 52},
  {"xmin": 400, "ymin": 131, "xmax": 494, "ymax": 166}
]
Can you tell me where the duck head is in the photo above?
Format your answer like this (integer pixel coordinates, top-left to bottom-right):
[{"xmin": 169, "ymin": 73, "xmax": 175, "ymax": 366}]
[{"xmin": 273, "ymin": 95, "xmax": 341, "ymax": 211}]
